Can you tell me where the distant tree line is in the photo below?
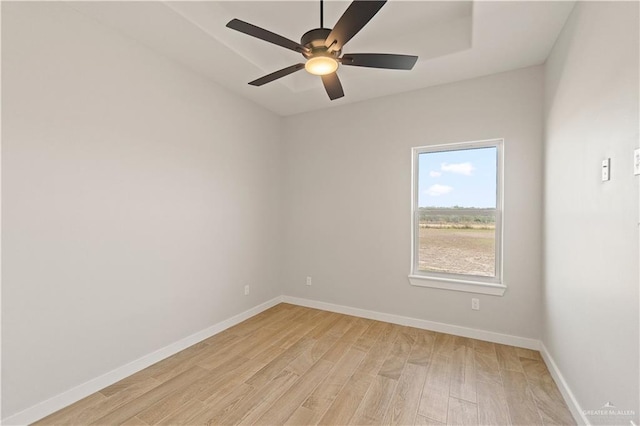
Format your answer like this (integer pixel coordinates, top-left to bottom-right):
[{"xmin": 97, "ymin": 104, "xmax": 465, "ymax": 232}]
[{"xmin": 418, "ymin": 206, "xmax": 496, "ymax": 224}]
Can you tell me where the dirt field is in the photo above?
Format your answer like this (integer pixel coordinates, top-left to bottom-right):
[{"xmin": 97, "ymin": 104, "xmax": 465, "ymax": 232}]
[{"xmin": 418, "ymin": 227, "xmax": 495, "ymax": 277}]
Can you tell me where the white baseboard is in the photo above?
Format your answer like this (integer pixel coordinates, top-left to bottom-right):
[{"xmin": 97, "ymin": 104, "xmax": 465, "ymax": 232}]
[
  {"xmin": 282, "ymin": 296, "xmax": 540, "ymax": 350},
  {"xmin": 539, "ymin": 342, "xmax": 589, "ymax": 425},
  {"xmin": 4, "ymin": 295, "xmax": 584, "ymax": 426},
  {"xmin": 1, "ymin": 296, "xmax": 283, "ymax": 426}
]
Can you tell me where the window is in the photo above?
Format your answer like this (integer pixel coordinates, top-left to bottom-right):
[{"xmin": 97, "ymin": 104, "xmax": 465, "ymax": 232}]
[{"xmin": 409, "ymin": 139, "xmax": 505, "ymax": 296}]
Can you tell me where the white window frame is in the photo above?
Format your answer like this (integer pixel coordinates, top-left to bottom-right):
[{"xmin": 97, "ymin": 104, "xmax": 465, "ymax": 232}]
[{"xmin": 408, "ymin": 139, "xmax": 506, "ymax": 296}]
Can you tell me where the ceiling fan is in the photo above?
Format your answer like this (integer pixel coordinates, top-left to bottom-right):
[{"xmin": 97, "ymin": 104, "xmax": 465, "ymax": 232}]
[{"xmin": 226, "ymin": 0, "xmax": 418, "ymax": 100}]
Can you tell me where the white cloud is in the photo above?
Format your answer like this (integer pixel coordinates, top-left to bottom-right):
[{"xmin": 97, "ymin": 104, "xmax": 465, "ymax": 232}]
[
  {"xmin": 425, "ymin": 184, "xmax": 453, "ymax": 196},
  {"xmin": 441, "ymin": 162, "xmax": 475, "ymax": 176},
  {"xmin": 429, "ymin": 171, "xmax": 442, "ymax": 177}
]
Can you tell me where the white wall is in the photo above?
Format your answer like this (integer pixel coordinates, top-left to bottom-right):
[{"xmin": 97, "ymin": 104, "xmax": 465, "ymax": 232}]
[
  {"xmin": 282, "ymin": 66, "xmax": 544, "ymax": 340},
  {"xmin": 1, "ymin": 2, "xmax": 282, "ymax": 418},
  {"xmin": 543, "ymin": 2, "xmax": 639, "ymax": 424}
]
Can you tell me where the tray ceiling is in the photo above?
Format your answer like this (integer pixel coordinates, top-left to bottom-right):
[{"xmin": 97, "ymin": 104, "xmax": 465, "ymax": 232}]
[{"xmin": 68, "ymin": 1, "xmax": 575, "ymax": 116}]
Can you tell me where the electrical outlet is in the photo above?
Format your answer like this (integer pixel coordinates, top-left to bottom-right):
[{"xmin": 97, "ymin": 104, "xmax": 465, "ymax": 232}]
[
  {"xmin": 472, "ymin": 298, "xmax": 480, "ymax": 310},
  {"xmin": 306, "ymin": 276, "xmax": 312, "ymax": 286},
  {"xmin": 244, "ymin": 285, "xmax": 250, "ymax": 296},
  {"xmin": 634, "ymin": 148, "xmax": 640, "ymax": 176}
]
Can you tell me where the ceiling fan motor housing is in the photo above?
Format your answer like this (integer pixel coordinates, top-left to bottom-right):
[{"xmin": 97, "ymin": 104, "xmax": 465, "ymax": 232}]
[{"xmin": 301, "ymin": 28, "xmax": 341, "ymax": 59}]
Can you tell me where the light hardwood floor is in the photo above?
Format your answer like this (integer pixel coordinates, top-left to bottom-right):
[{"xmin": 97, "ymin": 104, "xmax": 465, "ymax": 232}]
[{"xmin": 35, "ymin": 304, "xmax": 576, "ymax": 425}]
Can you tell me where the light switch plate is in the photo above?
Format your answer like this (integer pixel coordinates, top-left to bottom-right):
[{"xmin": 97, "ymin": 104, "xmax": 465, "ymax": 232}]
[
  {"xmin": 634, "ymin": 148, "xmax": 640, "ymax": 176},
  {"xmin": 602, "ymin": 158, "xmax": 610, "ymax": 181}
]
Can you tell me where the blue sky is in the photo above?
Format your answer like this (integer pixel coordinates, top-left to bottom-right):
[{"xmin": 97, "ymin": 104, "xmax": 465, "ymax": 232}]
[{"xmin": 418, "ymin": 146, "xmax": 497, "ymax": 208}]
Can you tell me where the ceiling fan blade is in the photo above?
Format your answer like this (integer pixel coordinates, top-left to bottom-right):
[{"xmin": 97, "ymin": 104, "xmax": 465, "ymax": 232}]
[
  {"xmin": 341, "ymin": 53, "xmax": 418, "ymax": 70},
  {"xmin": 321, "ymin": 72, "xmax": 344, "ymax": 100},
  {"xmin": 227, "ymin": 19, "xmax": 308, "ymax": 54},
  {"xmin": 249, "ymin": 64, "xmax": 306, "ymax": 86},
  {"xmin": 324, "ymin": 1, "xmax": 386, "ymax": 52}
]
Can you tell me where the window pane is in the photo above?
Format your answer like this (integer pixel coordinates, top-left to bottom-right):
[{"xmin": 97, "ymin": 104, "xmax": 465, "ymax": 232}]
[{"xmin": 417, "ymin": 146, "xmax": 497, "ymax": 277}]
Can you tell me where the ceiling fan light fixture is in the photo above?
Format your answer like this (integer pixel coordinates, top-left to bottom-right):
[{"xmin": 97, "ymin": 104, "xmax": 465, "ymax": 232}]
[{"xmin": 305, "ymin": 56, "xmax": 339, "ymax": 76}]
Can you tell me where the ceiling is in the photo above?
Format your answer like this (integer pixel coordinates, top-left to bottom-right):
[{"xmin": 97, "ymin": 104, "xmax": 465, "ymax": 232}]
[{"xmin": 68, "ymin": 1, "xmax": 575, "ymax": 116}]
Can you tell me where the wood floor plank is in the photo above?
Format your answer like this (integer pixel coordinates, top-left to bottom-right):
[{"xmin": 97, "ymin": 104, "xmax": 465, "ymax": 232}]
[
  {"xmin": 474, "ymin": 352, "xmax": 502, "ymax": 386},
  {"xmin": 357, "ymin": 328, "xmax": 396, "ymax": 376},
  {"xmin": 453, "ymin": 336, "xmax": 475, "ymax": 349},
  {"xmin": 418, "ymin": 354, "xmax": 451, "ymax": 424},
  {"xmin": 155, "ymin": 399, "xmax": 205, "ymax": 425},
  {"xmin": 270, "ymin": 309, "xmax": 325, "ymax": 349},
  {"xmin": 502, "ymin": 370, "xmax": 543, "ymax": 425},
  {"xmin": 220, "ymin": 369, "xmax": 300, "ymax": 425},
  {"xmin": 183, "ymin": 382, "xmax": 255, "ymax": 425},
  {"xmin": 433, "ymin": 333, "xmax": 456, "ymax": 357},
  {"xmin": 321, "ymin": 319, "xmax": 370, "ymax": 363},
  {"xmin": 472, "ymin": 339, "xmax": 497, "ymax": 358},
  {"xmin": 408, "ymin": 329, "xmax": 436, "ymax": 366},
  {"xmin": 520, "ymin": 355, "xmax": 575, "ymax": 425},
  {"xmin": 477, "ymin": 377, "xmax": 511, "ymax": 425},
  {"xmin": 236, "ymin": 305, "xmax": 303, "ymax": 335},
  {"xmin": 379, "ymin": 329, "xmax": 415, "ymax": 380},
  {"xmin": 383, "ymin": 362, "xmax": 428, "ymax": 426},
  {"xmin": 515, "ymin": 347, "xmax": 543, "ymax": 361},
  {"xmin": 135, "ymin": 356, "xmax": 249, "ymax": 424},
  {"xmin": 495, "ymin": 343, "xmax": 525, "ymax": 372},
  {"xmin": 318, "ymin": 372, "xmax": 375, "ymax": 425},
  {"xmin": 299, "ymin": 310, "xmax": 341, "ymax": 340},
  {"xmin": 37, "ymin": 376, "xmax": 161, "ymax": 425},
  {"xmin": 245, "ymin": 336, "xmax": 315, "ymax": 388},
  {"xmin": 97, "ymin": 365, "xmax": 164, "ymax": 398},
  {"xmin": 286, "ymin": 330, "xmax": 341, "ymax": 377},
  {"xmin": 350, "ymin": 374, "xmax": 398, "ymax": 425},
  {"xmin": 414, "ymin": 414, "xmax": 446, "ymax": 425},
  {"xmin": 249, "ymin": 342, "xmax": 287, "ymax": 367},
  {"xmin": 528, "ymin": 376, "xmax": 576, "ymax": 425},
  {"xmin": 285, "ymin": 405, "xmax": 316, "ymax": 425},
  {"xmin": 327, "ymin": 315, "xmax": 359, "ymax": 337},
  {"xmin": 378, "ymin": 322, "xmax": 402, "ymax": 344},
  {"xmin": 520, "ymin": 356, "xmax": 575, "ymax": 424},
  {"xmin": 253, "ymin": 359, "xmax": 334, "ymax": 425},
  {"xmin": 89, "ymin": 365, "xmax": 209, "ymax": 425},
  {"xmin": 302, "ymin": 348, "xmax": 366, "ymax": 416},
  {"xmin": 241, "ymin": 324, "xmax": 295, "ymax": 357},
  {"xmin": 447, "ymin": 397, "xmax": 478, "ymax": 425},
  {"xmin": 120, "ymin": 415, "xmax": 149, "ymax": 426},
  {"xmin": 520, "ymin": 357, "xmax": 554, "ymax": 384},
  {"xmin": 194, "ymin": 346, "xmax": 285, "ymax": 402},
  {"xmin": 352, "ymin": 320, "xmax": 386, "ymax": 352},
  {"xmin": 306, "ymin": 312, "xmax": 342, "ymax": 339},
  {"xmin": 148, "ymin": 334, "xmax": 243, "ymax": 383},
  {"xmin": 194, "ymin": 331, "xmax": 259, "ymax": 371},
  {"xmin": 309, "ymin": 328, "xmax": 346, "ymax": 363},
  {"xmin": 267, "ymin": 306, "xmax": 323, "ymax": 333},
  {"xmin": 449, "ymin": 345, "xmax": 476, "ymax": 403},
  {"xmin": 270, "ymin": 323, "xmax": 318, "ymax": 349},
  {"xmin": 199, "ymin": 376, "xmax": 253, "ymax": 408}
]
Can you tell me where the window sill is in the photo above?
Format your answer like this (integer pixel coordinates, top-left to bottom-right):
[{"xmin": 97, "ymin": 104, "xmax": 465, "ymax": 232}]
[{"xmin": 408, "ymin": 275, "xmax": 506, "ymax": 296}]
